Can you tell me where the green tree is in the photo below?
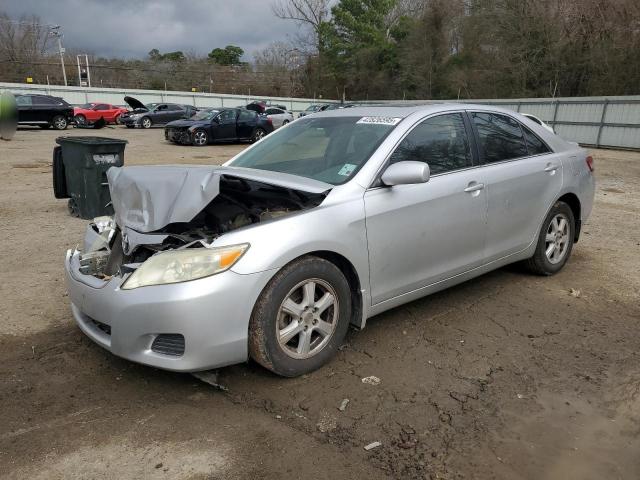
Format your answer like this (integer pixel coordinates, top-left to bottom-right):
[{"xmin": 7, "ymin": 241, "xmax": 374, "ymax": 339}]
[{"xmin": 208, "ymin": 45, "xmax": 244, "ymax": 65}]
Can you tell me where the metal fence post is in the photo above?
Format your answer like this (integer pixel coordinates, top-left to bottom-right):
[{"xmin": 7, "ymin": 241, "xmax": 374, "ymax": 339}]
[
  {"xmin": 596, "ymin": 99, "xmax": 610, "ymax": 148},
  {"xmin": 551, "ymin": 99, "xmax": 560, "ymax": 128}
]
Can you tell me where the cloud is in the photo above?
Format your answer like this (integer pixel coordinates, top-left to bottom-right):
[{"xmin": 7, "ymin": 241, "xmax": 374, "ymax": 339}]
[{"xmin": 2, "ymin": 0, "xmax": 300, "ymax": 60}]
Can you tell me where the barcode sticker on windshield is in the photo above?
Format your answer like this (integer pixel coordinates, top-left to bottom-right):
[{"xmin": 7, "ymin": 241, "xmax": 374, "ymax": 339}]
[
  {"xmin": 338, "ymin": 164, "xmax": 357, "ymax": 176},
  {"xmin": 357, "ymin": 116, "xmax": 402, "ymax": 126}
]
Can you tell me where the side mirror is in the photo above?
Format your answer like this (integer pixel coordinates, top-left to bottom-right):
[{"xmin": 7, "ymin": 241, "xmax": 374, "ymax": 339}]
[{"xmin": 381, "ymin": 161, "xmax": 430, "ymax": 186}]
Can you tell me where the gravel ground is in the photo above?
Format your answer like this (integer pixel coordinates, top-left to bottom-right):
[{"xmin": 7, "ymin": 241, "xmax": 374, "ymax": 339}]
[{"xmin": 1, "ymin": 126, "xmax": 639, "ymax": 479}]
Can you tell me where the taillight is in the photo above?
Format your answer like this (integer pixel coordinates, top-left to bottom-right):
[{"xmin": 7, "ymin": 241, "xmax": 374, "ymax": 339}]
[{"xmin": 586, "ymin": 155, "xmax": 594, "ymax": 172}]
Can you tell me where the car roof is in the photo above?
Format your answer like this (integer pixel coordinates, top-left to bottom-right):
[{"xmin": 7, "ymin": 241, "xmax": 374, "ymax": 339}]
[{"xmin": 310, "ymin": 103, "xmax": 525, "ymax": 119}]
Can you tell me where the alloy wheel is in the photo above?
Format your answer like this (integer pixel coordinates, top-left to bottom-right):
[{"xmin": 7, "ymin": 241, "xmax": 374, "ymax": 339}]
[
  {"xmin": 54, "ymin": 116, "xmax": 67, "ymax": 129},
  {"xmin": 142, "ymin": 118, "xmax": 151, "ymax": 128},
  {"xmin": 276, "ymin": 278, "xmax": 339, "ymax": 359},
  {"xmin": 545, "ymin": 213, "xmax": 570, "ymax": 264},
  {"xmin": 193, "ymin": 130, "xmax": 207, "ymax": 146}
]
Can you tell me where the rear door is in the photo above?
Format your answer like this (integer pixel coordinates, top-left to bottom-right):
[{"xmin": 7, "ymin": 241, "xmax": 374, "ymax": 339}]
[
  {"xmin": 166, "ymin": 104, "xmax": 185, "ymax": 122},
  {"xmin": 237, "ymin": 109, "xmax": 257, "ymax": 139},
  {"xmin": 31, "ymin": 95, "xmax": 58, "ymax": 123},
  {"xmin": 364, "ymin": 112, "xmax": 488, "ymax": 304},
  {"xmin": 470, "ymin": 111, "xmax": 562, "ymax": 262}
]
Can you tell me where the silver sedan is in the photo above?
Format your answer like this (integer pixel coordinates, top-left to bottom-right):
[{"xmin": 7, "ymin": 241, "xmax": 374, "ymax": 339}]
[
  {"xmin": 263, "ymin": 106, "xmax": 294, "ymax": 129},
  {"xmin": 65, "ymin": 104, "xmax": 595, "ymax": 377}
]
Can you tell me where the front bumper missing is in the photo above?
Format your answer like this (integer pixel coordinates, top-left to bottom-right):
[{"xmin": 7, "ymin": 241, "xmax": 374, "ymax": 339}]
[
  {"xmin": 65, "ymin": 249, "xmax": 275, "ymax": 372},
  {"xmin": 165, "ymin": 128, "xmax": 192, "ymax": 144}
]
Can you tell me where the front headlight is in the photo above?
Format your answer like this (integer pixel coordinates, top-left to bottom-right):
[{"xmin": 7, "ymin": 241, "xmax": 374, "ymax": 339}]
[{"xmin": 121, "ymin": 244, "xmax": 249, "ymax": 290}]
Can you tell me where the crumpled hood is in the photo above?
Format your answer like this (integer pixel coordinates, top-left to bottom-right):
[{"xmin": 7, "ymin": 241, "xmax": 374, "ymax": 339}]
[{"xmin": 107, "ymin": 165, "xmax": 332, "ymax": 233}]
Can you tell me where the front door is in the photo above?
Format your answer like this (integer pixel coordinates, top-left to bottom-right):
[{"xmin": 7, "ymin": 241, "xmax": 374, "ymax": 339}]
[
  {"xmin": 365, "ymin": 112, "xmax": 488, "ymax": 304},
  {"xmin": 469, "ymin": 112, "xmax": 563, "ymax": 262},
  {"xmin": 216, "ymin": 109, "xmax": 238, "ymax": 141}
]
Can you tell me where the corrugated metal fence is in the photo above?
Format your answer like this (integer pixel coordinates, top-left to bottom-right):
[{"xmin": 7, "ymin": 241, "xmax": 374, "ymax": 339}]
[{"xmin": 2, "ymin": 82, "xmax": 639, "ymax": 149}]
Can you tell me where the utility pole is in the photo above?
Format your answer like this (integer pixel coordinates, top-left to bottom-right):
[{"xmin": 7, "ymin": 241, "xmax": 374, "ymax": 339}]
[{"xmin": 49, "ymin": 26, "xmax": 67, "ymax": 86}]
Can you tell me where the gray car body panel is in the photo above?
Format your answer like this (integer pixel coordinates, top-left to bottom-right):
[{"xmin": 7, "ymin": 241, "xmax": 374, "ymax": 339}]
[{"xmin": 66, "ymin": 103, "xmax": 595, "ymax": 371}]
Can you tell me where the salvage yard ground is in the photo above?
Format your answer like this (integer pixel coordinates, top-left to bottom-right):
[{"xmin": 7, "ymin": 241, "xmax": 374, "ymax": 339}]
[{"xmin": 1, "ymin": 126, "xmax": 639, "ymax": 479}]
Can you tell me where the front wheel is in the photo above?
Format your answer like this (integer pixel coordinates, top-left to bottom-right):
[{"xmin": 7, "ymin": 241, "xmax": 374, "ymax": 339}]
[
  {"xmin": 524, "ymin": 201, "xmax": 575, "ymax": 275},
  {"xmin": 140, "ymin": 117, "xmax": 152, "ymax": 129},
  {"xmin": 249, "ymin": 256, "xmax": 352, "ymax": 377},
  {"xmin": 192, "ymin": 129, "xmax": 208, "ymax": 146},
  {"xmin": 52, "ymin": 115, "xmax": 68, "ymax": 130},
  {"xmin": 250, "ymin": 128, "xmax": 266, "ymax": 143},
  {"xmin": 74, "ymin": 114, "xmax": 86, "ymax": 126}
]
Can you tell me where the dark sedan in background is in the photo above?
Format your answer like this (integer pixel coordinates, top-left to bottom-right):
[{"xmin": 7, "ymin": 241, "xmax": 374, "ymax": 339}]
[
  {"xmin": 15, "ymin": 94, "xmax": 74, "ymax": 129},
  {"xmin": 164, "ymin": 108, "xmax": 274, "ymax": 146},
  {"xmin": 120, "ymin": 96, "xmax": 197, "ymax": 128}
]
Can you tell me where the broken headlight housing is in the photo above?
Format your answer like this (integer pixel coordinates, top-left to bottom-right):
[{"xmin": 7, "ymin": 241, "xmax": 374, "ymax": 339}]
[{"xmin": 121, "ymin": 243, "xmax": 249, "ymax": 290}]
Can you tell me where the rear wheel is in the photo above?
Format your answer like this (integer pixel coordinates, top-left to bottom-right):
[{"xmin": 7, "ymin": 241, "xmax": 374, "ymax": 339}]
[
  {"xmin": 52, "ymin": 115, "xmax": 68, "ymax": 130},
  {"xmin": 250, "ymin": 128, "xmax": 266, "ymax": 143},
  {"xmin": 140, "ymin": 117, "xmax": 152, "ymax": 129},
  {"xmin": 192, "ymin": 129, "xmax": 208, "ymax": 146},
  {"xmin": 524, "ymin": 201, "xmax": 575, "ymax": 275},
  {"xmin": 283, "ymin": 120, "xmax": 289, "ymax": 125},
  {"xmin": 249, "ymin": 256, "xmax": 352, "ymax": 377},
  {"xmin": 114, "ymin": 114, "xmax": 122, "ymax": 124}
]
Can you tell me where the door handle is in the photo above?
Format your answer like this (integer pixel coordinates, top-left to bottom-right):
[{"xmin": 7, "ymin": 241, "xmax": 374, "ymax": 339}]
[
  {"xmin": 464, "ymin": 182, "xmax": 485, "ymax": 193},
  {"xmin": 544, "ymin": 164, "xmax": 559, "ymax": 172}
]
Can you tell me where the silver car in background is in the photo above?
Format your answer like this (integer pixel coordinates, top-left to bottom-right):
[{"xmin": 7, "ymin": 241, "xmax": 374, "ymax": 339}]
[
  {"xmin": 263, "ymin": 106, "xmax": 294, "ymax": 129},
  {"xmin": 65, "ymin": 104, "xmax": 595, "ymax": 377}
]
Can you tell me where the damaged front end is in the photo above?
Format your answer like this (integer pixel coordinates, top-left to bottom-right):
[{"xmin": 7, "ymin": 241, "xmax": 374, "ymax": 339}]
[{"xmin": 74, "ymin": 165, "xmax": 330, "ymax": 284}]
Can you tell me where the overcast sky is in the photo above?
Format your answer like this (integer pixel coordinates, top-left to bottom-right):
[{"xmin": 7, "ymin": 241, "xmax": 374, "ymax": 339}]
[{"xmin": 2, "ymin": 0, "xmax": 300, "ymax": 60}]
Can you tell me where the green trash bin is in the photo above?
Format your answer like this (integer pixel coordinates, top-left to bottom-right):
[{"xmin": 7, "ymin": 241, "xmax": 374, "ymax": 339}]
[{"xmin": 53, "ymin": 136, "xmax": 127, "ymax": 219}]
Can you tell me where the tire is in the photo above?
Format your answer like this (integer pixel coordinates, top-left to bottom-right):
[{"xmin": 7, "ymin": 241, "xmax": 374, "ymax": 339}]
[
  {"xmin": 74, "ymin": 114, "xmax": 86, "ymax": 126},
  {"xmin": 249, "ymin": 256, "xmax": 352, "ymax": 377},
  {"xmin": 250, "ymin": 128, "xmax": 266, "ymax": 143},
  {"xmin": 140, "ymin": 117, "xmax": 152, "ymax": 129},
  {"xmin": 114, "ymin": 114, "xmax": 122, "ymax": 125},
  {"xmin": 283, "ymin": 120, "xmax": 289, "ymax": 125},
  {"xmin": 52, "ymin": 115, "xmax": 68, "ymax": 130},
  {"xmin": 524, "ymin": 201, "xmax": 575, "ymax": 275},
  {"xmin": 192, "ymin": 129, "xmax": 208, "ymax": 146}
]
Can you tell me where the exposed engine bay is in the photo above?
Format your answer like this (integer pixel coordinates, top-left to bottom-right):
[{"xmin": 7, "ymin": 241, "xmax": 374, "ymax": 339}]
[{"xmin": 79, "ymin": 173, "xmax": 327, "ymax": 280}]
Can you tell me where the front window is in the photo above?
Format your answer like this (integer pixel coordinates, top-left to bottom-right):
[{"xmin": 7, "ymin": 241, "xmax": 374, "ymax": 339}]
[{"xmin": 229, "ymin": 116, "xmax": 398, "ymax": 185}]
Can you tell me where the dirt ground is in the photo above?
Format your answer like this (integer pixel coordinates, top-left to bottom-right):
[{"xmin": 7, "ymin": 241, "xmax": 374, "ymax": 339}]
[{"xmin": 1, "ymin": 125, "xmax": 639, "ymax": 480}]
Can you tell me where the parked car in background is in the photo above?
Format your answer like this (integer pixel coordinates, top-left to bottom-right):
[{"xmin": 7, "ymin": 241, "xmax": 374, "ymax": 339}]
[
  {"xmin": 164, "ymin": 107, "xmax": 274, "ymax": 145},
  {"xmin": 15, "ymin": 94, "xmax": 74, "ymax": 130},
  {"xmin": 245, "ymin": 101, "xmax": 288, "ymax": 114},
  {"xmin": 65, "ymin": 104, "xmax": 594, "ymax": 377},
  {"xmin": 73, "ymin": 103, "xmax": 128, "ymax": 125},
  {"xmin": 298, "ymin": 104, "xmax": 329, "ymax": 117},
  {"xmin": 522, "ymin": 113, "xmax": 555, "ymax": 134},
  {"xmin": 263, "ymin": 106, "xmax": 294, "ymax": 128},
  {"xmin": 120, "ymin": 96, "xmax": 197, "ymax": 128}
]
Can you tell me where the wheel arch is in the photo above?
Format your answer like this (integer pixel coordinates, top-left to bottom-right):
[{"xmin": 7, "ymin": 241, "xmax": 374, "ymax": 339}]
[{"xmin": 556, "ymin": 192, "xmax": 582, "ymax": 241}]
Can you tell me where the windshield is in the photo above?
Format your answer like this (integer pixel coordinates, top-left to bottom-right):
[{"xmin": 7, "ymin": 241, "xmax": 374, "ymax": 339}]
[
  {"xmin": 144, "ymin": 103, "xmax": 160, "ymax": 110},
  {"xmin": 228, "ymin": 116, "xmax": 399, "ymax": 185},
  {"xmin": 191, "ymin": 109, "xmax": 218, "ymax": 121},
  {"xmin": 305, "ymin": 105, "xmax": 320, "ymax": 112}
]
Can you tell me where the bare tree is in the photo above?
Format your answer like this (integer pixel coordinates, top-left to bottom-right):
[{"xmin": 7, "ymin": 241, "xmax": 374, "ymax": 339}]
[{"xmin": 272, "ymin": 0, "xmax": 332, "ymax": 51}]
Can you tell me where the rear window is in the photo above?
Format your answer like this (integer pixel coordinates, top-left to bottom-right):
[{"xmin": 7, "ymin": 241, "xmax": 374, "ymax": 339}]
[{"xmin": 471, "ymin": 112, "xmax": 528, "ymax": 163}]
